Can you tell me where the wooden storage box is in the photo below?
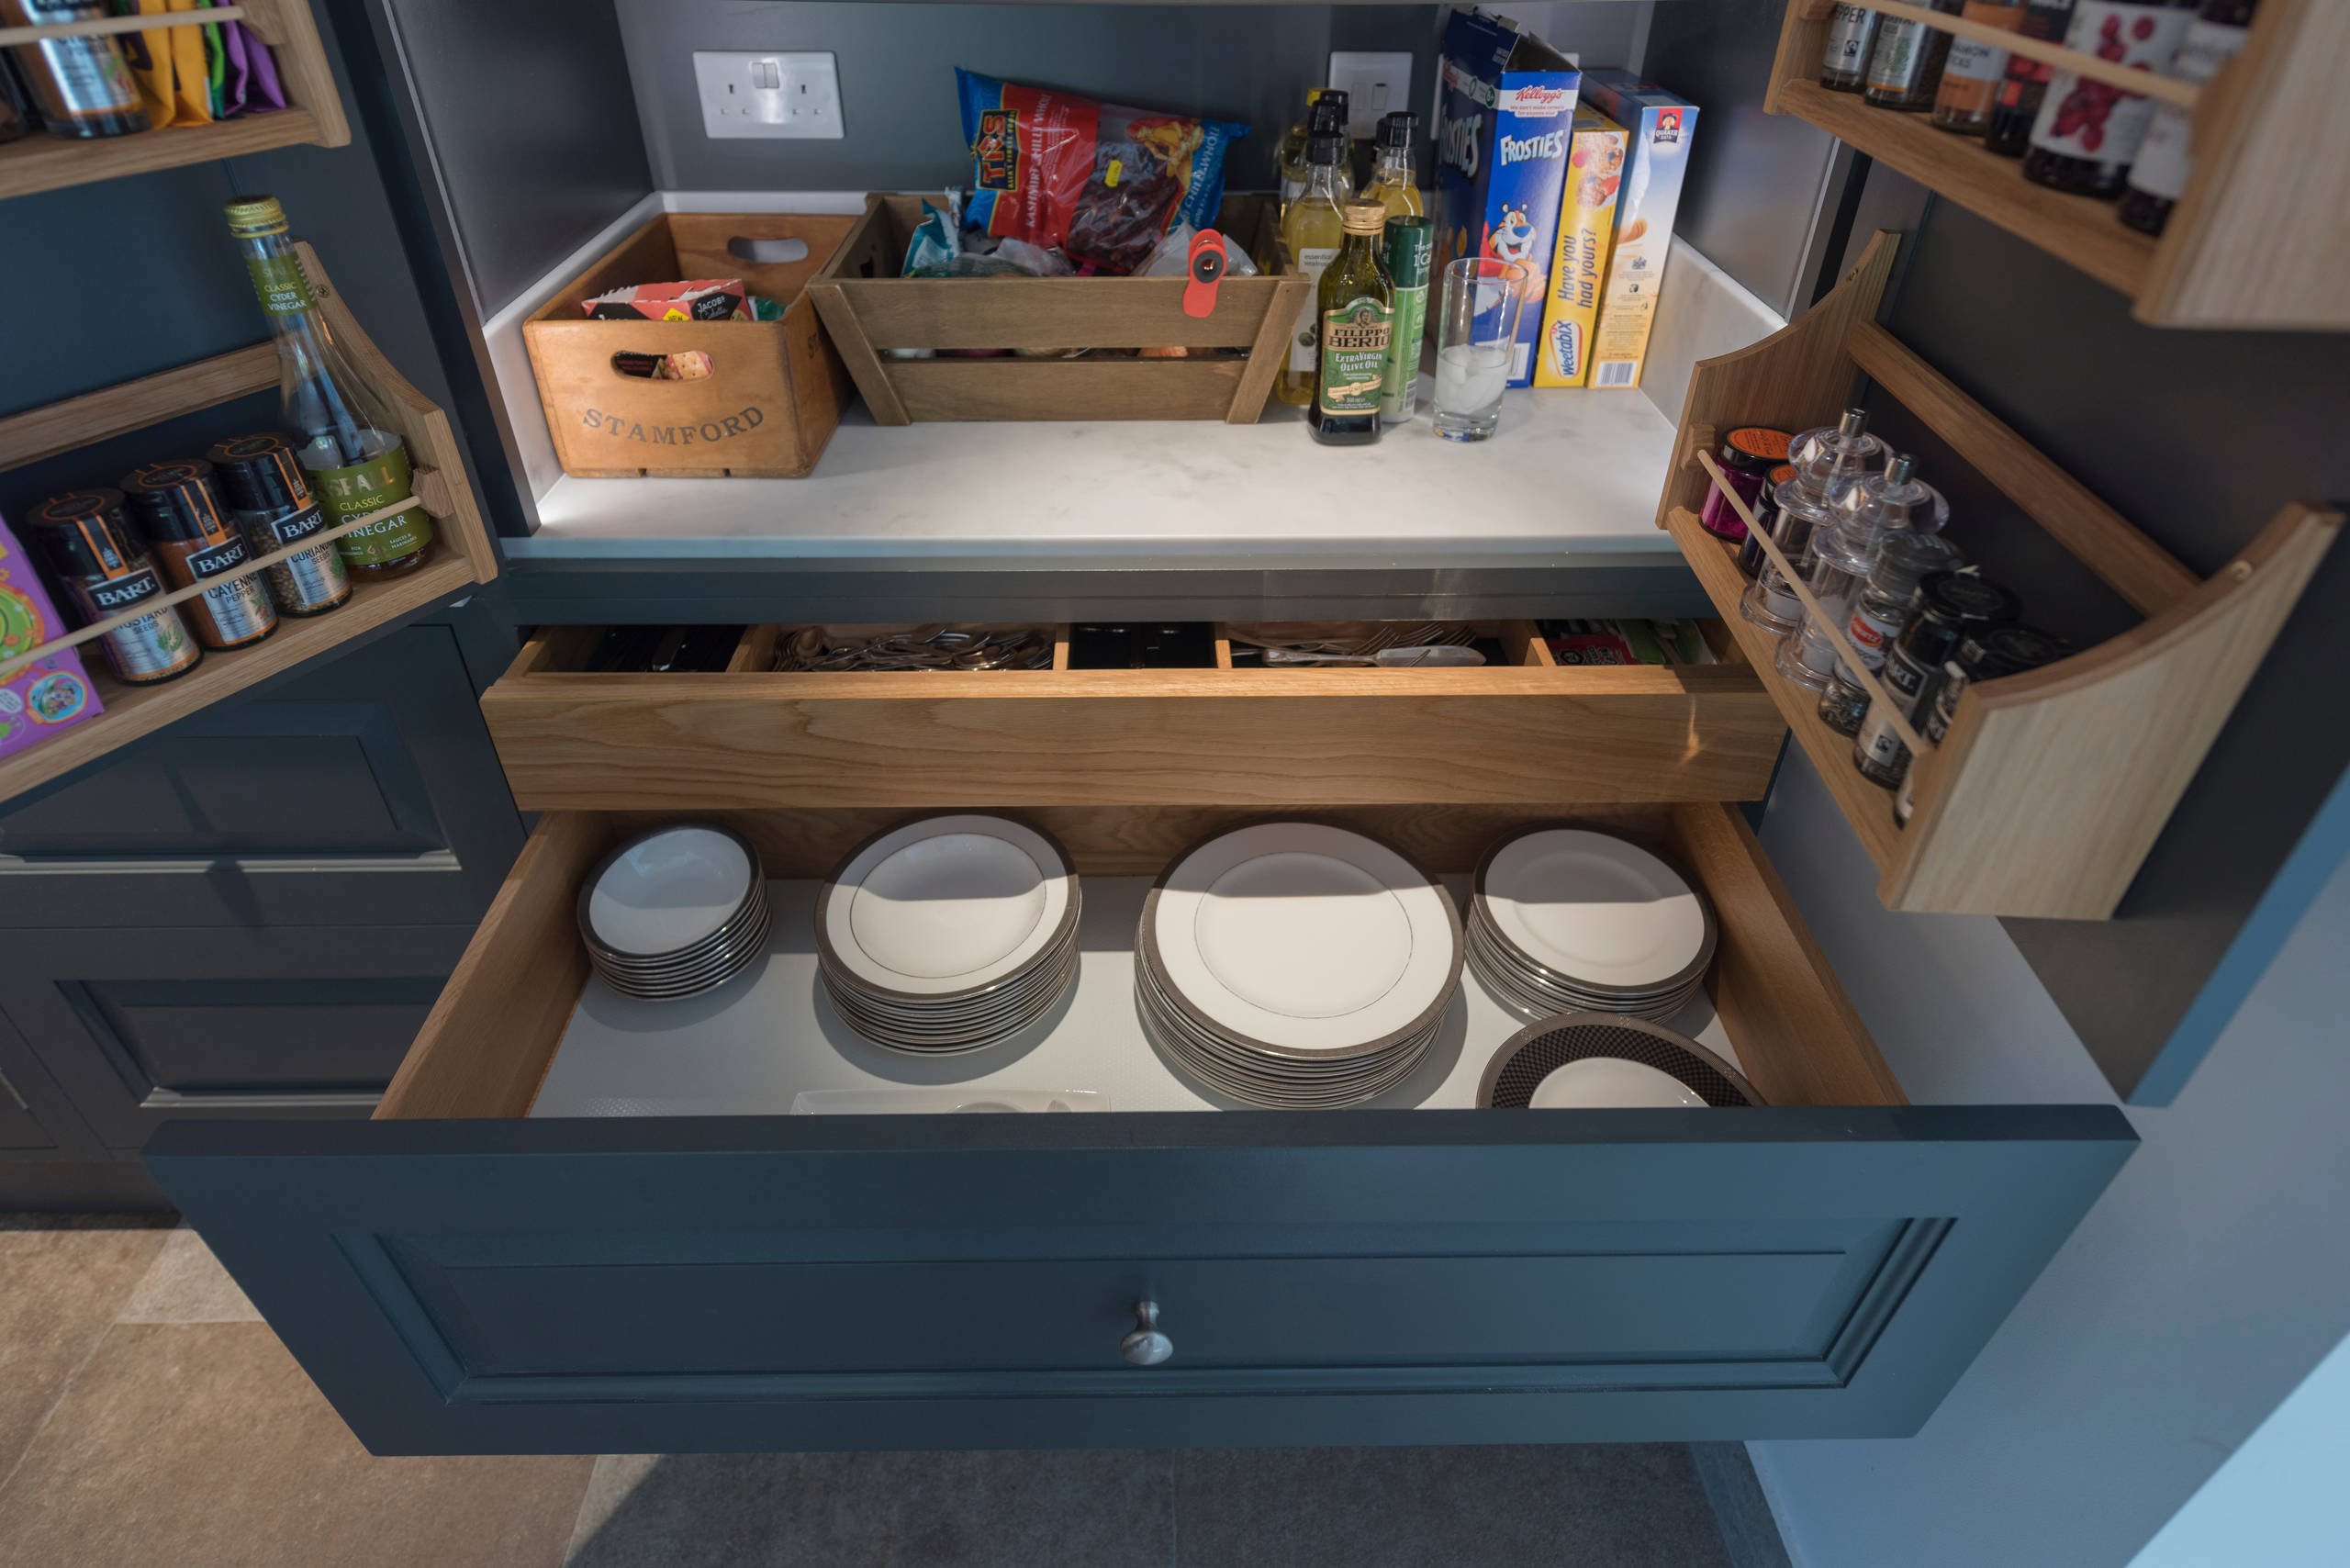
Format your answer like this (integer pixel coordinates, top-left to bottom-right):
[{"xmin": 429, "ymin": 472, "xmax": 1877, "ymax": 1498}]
[
  {"xmin": 806, "ymin": 194, "xmax": 1308, "ymax": 425},
  {"xmin": 523, "ymin": 213, "xmax": 860, "ymax": 478}
]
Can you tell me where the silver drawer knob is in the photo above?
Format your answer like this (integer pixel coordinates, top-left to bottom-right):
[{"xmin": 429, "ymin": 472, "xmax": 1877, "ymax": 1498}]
[{"xmin": 1121, "ymin": 1300, "xmax": 1172, "ymax": 1366}]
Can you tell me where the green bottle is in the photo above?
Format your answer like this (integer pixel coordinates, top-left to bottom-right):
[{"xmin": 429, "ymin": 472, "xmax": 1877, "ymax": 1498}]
[
  {"xmin": 1380, "ymin": 216, "xmax": 1433, "ymax": 424},
  {"xmin": 1310, "ymin": 202, "xmax": 1396, "ymax": 447}
]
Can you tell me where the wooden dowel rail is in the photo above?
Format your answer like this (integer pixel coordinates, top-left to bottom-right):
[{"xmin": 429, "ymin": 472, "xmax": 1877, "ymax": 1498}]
[
  {"xmin": 0, "ymin": 6, "xmax": 248, "ymax": 47},
  {"xmin": 0, "ymin": 474, "xmax": 447, "ymax": 681},
  {"xmin": 1694, "ymin": 448, "xmax": 1934, "ymax": 758},
  {"xmin": 1814, "ymin": 1, "xmax": 2201, "ymax": 108}
]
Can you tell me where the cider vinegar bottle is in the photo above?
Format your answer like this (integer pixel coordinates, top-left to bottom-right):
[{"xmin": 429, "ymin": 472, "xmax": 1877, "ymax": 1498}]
[{"xmin": 1275, "ymin": 129, "xmax": 1349, "ymax": 408}]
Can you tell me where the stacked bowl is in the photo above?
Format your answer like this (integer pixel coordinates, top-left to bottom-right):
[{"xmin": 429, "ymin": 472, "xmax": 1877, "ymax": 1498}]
[
  {"xmin": 1136, "ymin": 822, "xmax": 1462, "ymax": 1107},
  {"xmin": 816, "ymin": 813, "xmax": 1080, "ymax": 1052},
  {"xmin": 577, "ymin": 823, "xmax": 771, "ymax": 1000},
  {"xmin": 1466, "ymin": 827, "xmax": 1717, "ymax": 1022}
]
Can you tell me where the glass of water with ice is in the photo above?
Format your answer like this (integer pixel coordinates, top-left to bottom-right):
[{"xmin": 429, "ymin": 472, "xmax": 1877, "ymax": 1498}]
[{"xmin": 1433, "ymin": 257, "xmax": 1529, "ymax": 442}]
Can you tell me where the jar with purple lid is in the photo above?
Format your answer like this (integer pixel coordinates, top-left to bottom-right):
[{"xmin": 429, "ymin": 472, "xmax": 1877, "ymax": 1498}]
[{"xmin": 1699, "ymin": 427, "xmax": 1793, "ymax": 542}]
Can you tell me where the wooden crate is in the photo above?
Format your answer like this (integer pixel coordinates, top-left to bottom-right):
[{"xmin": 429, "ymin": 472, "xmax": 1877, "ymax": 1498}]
[
  {"xmin": 522, "ymin": 212, "xmax": 860, "ymax": 478},
  {"xmin": 805, "ymin": 194, "xmax": 1309, "ymax": 424}
]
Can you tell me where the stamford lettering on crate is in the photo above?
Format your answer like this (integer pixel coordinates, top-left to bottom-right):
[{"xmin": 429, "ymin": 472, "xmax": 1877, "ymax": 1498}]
[{"xmin": 580, "ymin": 407, "xmax": 770, "ymax": 445}]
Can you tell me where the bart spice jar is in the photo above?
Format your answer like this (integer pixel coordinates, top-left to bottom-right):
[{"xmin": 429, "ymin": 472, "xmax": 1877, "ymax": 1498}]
[
  {"xmin": 25, "ymin": 491, "xmax": 202, "ymax": 684},
  {"xmin": 205, "ymin": 433, "xmax": 352, "ymax": 617},
  {"xmin": 118, "ymin": 461, "xmax": 277, "ymax": 651},
  {"xmin": 1380, "ymin": 216, "xmax": 1434, "ymax": 425},
  {"xmin": 1699, "ymin": 428, "xmax": 1793, "ymax": 543},
  {"xmin": 1895, "ymin": 624, "xmax": 2072, "ymax": 824},
  {"xmin": 1853, "ymin": 571, "xmax": 2023, "ymax": 789}
]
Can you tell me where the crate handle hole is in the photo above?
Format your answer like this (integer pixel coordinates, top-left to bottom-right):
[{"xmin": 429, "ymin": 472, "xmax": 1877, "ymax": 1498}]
[
  {"xmin": 729, "ymin": 237, "xmax": 811, "ymax": 265},
  {"xmin": 610, "ymin": 350, "xmax": 715, "ymax": 382}
]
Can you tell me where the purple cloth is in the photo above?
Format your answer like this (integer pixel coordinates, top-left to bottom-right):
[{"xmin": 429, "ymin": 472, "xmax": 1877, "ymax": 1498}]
[
  {"xmin": 219, "ymin": 16, "xmax": 250, "ymax": 116},
  {"xmin": 231, "ymin": 22, "xmax": 285, "ymax": 113}
]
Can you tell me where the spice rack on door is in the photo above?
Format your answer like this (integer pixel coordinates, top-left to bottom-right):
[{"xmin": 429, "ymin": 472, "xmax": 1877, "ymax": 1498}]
[
  {"xmin": 0, "ymin": 243, "xmax": 498, "ymax": 806},
  {"xmin": 1766, "ymin": 0, "xmax": 2350, "ymax": 328},
  {"xmin": 0, "ymin": 0, "xmax": 350, "ymax": 200},
  {"xmin": 1656, "ymin": 231, "xmax": 2340, "ymax": 919}
]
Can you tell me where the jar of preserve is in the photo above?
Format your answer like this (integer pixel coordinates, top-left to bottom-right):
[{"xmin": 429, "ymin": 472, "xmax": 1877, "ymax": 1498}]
[
  {"xmin": 25, "ymin": 490, "xmax": 203, "ymax": 684},
  {"xmin": 205, "ymin": 433, "xmax": 353, "ymax": 617},
  {"xmin": 1699, "ymin": 427, "xmax": 1793, "ymax": 543},
  {"xmin": 118, "ymin": 460, "xmax": 278, "ymax": 652},
  {"xmin": 2022, "ymin": 1, "xmax": 2198, "ymax": 197}
]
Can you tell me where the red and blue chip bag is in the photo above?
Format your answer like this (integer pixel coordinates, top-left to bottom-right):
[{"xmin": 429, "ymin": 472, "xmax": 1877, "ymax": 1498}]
[{"xmin": 957, "ymin": 67, "xmax": 1248, "ymax": 276}]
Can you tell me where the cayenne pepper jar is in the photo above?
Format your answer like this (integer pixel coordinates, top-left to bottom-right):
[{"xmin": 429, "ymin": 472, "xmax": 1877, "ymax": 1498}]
[
  {"xmin": 25, "ymin": 490, "xmax": 203, "ymax": 684},
  {"xmin": 1699, "ymin": 428, "xmax": 1793, "ymax": 543},
  {"xmin": 2022, "ymin": 1, "xmax": 2198, "ymax": 197},
  {"xmin": 118, "ymin": 460, "xmax": 277, "ymax": 651},
  {"xmin": 205, "ymin": 433, "xmax": 353, "ymax": 617}
]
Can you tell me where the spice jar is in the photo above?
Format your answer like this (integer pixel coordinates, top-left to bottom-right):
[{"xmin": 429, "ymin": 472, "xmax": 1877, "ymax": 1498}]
[
  {"xmin": 1863, "ymin": 0, "xmax": 1964, "ymax": 111},
  {"xmin": 1737, "ymin": 464, "xmax": 1799, "ymax": 578},
  {"xmin": 1931, "ymin": 1, "xmax": 2028, "ymax": 135},
  {"xmin": 25, "ymin": 490, "xmax": 203, "ymax": 685},
  {"xmin": 1895, "ymin": 624, "xmax": 2071, "ymax": 824},
  {"xmin": 205, "ymin": 433, "xmax": 353, "ymax": 617},
  {"xmin": 1740, "ymin": 472, "xmax": 1839, "ymax": 637},
  {"xmin": 1775, "ymin": 454, "xmax": 1949, "ymax": 694},
  {"xmin": 1698, "ymin": 427, "xmax": 1793, "ymax": 542},
  {"xmin": 1818, "ymin": 532, "xmax": 1966, "ymax": 735},
  {"xmin": 1820, "ymin": 3, "xmax": 1883, "ymax": 91},
  {"xmin": 1, "ymin": 0, "xmax": 151, "ymax": 140},
  {"xmin": 118, "ymin": 461, "xmax": 278, "ymax": 651},
  {"xmin": 1853, "ymin": 571, "xmax": 2022, "ymax": 789}
]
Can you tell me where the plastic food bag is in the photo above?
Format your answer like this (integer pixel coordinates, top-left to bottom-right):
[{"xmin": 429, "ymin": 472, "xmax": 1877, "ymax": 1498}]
[
  {"xmin": 1136, "ymin": 222, "xmax": 1259, "ymax": 279},
  {"xmin": 957, "ymin": 67, "xmax": 1248, "ymax": 276}
]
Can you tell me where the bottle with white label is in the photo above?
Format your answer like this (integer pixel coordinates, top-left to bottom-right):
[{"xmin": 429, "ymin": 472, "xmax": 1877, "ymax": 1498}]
[
  {"xmin": 2023, "ymin": 1, "xmax": 2198, "ymax": 196},
  {"xmin": 2121, "ymin": 0, "xmax": 2259, "ymax": 233},
  {"xmin": 1821, "ymin": 4, "xmax": 1883, "ymax": 91},
  {"xmin": 1864, "ymin": 0, "xmax": 1965, "ymax": 110},
  {"xmin": 1276, "ymin": 129, "xmax": 1350, "ymax": 408}
]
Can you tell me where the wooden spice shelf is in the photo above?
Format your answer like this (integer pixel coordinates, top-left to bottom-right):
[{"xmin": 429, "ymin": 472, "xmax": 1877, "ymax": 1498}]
[
  {"xmin": 1655, "ymin": 232, "xmax": 2342, "ymax": 918},
  {"xmin": 0, "ymin": 245, "xmax": 497, "ymax": 805},
  {"xmin": 0, "ymin": 0, "xmax": 348, "ymax": 201},
  {"xmin": 1766, "ymin": 0, "xmax": 2350, "ymax": 329}
]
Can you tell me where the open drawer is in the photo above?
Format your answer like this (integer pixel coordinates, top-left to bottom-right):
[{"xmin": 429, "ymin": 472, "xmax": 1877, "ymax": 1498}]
[{"xmin": 144, "ymin": 799, "xmax": 2132, "ymax": 1456}]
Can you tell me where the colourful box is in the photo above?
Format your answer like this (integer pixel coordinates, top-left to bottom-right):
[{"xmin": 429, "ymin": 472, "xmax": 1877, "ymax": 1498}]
[
  {"xmin": 1531, "ymin": 110, "xmax": 1628, "ymax": 388},
  {"xmin": 1433, "ymin": 9, "xmax": 1580, "ymax": 388},
  {"xmin": 1576, "ymin": 69, "xmax": 1700, "ymax": 390},
  {"xmin": 0, "ymin": 509, "xmax": 103, "ymax": 762}
]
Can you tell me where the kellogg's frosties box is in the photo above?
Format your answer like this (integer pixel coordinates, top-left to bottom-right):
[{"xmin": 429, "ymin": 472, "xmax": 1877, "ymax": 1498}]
[
  {"xmin": 0, "ymin": 507, "xmax": 102, "ymax": 763},
  {"xmin": 1532, "ymin": 110, "xmax": 1628, "ymax": 388},
  {"xmin": 1434, "ymin": 8, "xmax": 1579, "ymax": 388},
  {"xmin": 1575, "ymin": 69, "xmax": 1700, "ymax": 390}
]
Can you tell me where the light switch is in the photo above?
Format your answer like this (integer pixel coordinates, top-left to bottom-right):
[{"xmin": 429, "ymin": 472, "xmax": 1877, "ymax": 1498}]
[
  {"xmin": 1326, "ymin": 51, "xmax": 1414, "ymax": 140},
  {"xmin": 692, "ymin": 50, "xmax": 844, "ymax": 140}
]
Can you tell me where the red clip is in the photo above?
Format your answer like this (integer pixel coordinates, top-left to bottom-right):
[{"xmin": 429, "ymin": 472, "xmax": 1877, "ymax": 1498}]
[{"xmin": 1182, "ymin": 230, "xmax": 1229, "ymax": 319}]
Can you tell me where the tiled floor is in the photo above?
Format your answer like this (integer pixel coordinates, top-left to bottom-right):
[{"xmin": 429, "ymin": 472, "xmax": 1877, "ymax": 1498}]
[{"xmin": 0, "ymin": 1217, "xmax": 1756, "ymax": 1567}]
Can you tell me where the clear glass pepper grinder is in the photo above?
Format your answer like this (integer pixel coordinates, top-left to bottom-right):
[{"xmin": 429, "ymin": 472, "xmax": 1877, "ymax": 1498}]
[
  {"xmin": 1742, "ymin": 408, "xmax": 1888, "ymax": 636},
  {"xmin": 1774, "ymin": 454, "xmax": 1948, "ymax": 693},
  {"xmin": 1818, "ymin": 532, "xmax": 1964, "ymax": 734}
]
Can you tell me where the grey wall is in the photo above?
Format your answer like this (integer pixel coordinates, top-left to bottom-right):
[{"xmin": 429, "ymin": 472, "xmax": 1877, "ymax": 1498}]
[{"xmin": 1750, "ymin": 748, "xmax": 2350, "ymax": 1568}]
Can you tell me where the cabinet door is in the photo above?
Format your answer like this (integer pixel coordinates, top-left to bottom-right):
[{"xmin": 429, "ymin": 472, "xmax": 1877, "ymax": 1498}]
[
  {"xmin": 147, "ymin": 1108, "xmax": 2134, "ymax": 1454},
  {"xmin": 0, "ymin": 625, "xmax": 522, "ymax": 930}
]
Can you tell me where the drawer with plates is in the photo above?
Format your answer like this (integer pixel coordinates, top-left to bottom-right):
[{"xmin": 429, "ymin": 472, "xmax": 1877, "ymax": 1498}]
[
  {"xmin": 144, "ymin": 794, "xmax": 2134, "ymax": 1457},
  {"xmin": 476, "ymin": 620, "xmax": 1785, "ymax": 812}
]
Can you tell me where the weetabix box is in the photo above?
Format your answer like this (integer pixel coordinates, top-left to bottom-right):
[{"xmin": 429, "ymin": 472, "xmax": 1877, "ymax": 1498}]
[
  {"xmin": 1433, "ymin": 9, "xmax": 1580, "ymax": 388},
  {"xmin": 1576, "ymin": 69, "xmax": 1699, "ymax": 390},
  {"xmin": 0, "ymin": 509, "xmax": 103, "ymax": 763},
  {"xmin": 1531, "ymin": 110, "xmax": 1628, "ymax": 388}
]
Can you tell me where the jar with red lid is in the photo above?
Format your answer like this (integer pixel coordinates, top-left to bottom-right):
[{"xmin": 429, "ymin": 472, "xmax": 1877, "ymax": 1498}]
[{"xmin": 1698, "ymin": 427, "xmax": 1793, "ymax": 543}]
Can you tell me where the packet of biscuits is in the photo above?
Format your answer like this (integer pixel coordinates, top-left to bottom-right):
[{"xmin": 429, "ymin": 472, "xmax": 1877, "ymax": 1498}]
[{"xmin": 582, "ymin": 279, "xmax": 750, "ymax": 321}]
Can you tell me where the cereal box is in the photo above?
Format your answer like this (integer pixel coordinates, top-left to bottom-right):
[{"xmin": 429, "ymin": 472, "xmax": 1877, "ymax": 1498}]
[
  {"xmin": 1576, "ymin": 69, "xmax": 1700, "ymax": 390},
  {"xmin": 1433, "ymin": 9, "xmax": 1580, "ymax": 388},
  {"xmin": 1530, "ymin": 110, "xmax": 1627, "ymax": 388},
  {"xmin": 0, "ymin": 508, "xmax": 103, "ymax": 762}
]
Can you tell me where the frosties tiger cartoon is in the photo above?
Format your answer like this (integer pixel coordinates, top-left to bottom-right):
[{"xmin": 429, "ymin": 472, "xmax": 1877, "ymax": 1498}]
[{"xmin": 1434, "ymin": 9, "xmax": 1580, "ymax": 387}]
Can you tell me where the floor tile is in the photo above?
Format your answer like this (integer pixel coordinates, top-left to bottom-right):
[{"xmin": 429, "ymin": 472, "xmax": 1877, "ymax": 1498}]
[
  {"xmin": 117, "ymin": 1227, "xmax": 262, "ymax": 1324},
  {"xmin": 0, "ymin": 1220, "xmax": 171, "ymax": 1484},
  {"xmin": 1173, "ymin": 1444, "xmax": 1733, "ymax": 1568},
  {"xmin": 0, "ymin": 1322, "xmax": 593, "ymax": 1568},
  {"xmin": 564, "ymin": 1449, "xmax": 1173, "ymax": 1567}
]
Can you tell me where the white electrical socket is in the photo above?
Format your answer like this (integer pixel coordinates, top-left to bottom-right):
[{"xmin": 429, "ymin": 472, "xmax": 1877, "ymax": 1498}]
[
  {"xmin": 692, "ymin": 51, "xmax": 844, "ymax": 140},
  {"xmin": 1326, "ymin": 52, "xmax": 1414, "ymax": 140}
]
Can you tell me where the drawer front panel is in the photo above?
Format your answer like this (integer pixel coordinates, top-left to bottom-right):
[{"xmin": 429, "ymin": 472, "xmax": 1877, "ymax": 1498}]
[{"xmin": 149, "ymin": 1114, "xmax": 2133, "ymax": 1453}]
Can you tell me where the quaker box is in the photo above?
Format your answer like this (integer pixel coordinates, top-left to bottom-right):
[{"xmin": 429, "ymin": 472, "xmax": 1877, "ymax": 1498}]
[
  {"xmin": 1433, "ymin": 9, "xmax": 1581, "ymax": 387},
  {"xmin": 1576, "ymin": 69, "xmax": 1700, "ymax": 390},
  {"xmin": 0, "ymin": 510, "xmax": 102, "ymax": 761}
]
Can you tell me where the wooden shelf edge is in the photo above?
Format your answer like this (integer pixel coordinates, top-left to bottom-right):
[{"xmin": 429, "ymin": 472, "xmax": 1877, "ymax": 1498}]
[
  {"xmin": 0, "ymin": 108, "xmax": 329, "ymax": 201},
  {"xmin": 1774, "ymin": 79, "xmax": 2156, "ymax": 299},
  {"xmin": 1662, "ymin": 509, "xmax": 1909, "ymax": 878},
  {"xmin": 0, "ymin": 554, "xmax": 477, "ymax": 806}
]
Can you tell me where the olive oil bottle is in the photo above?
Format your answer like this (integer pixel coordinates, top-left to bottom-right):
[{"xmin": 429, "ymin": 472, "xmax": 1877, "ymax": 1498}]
[
  {"xmin": 1309, "ymin": 202, "xmax": 1396, "ymax": 447},
  {"xmin": 1275, "ymin": 126, "xmax": 1349, "ymax": 409}
]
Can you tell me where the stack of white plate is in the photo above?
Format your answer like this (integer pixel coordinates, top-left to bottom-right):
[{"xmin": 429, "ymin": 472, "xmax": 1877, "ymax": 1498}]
[
  {"xmin": 1467, "ymin": 827, "xmax": 1717, "ymax": 1022},
  {"xmin": 1136, "ymin": 822, "xmax": 1463, "ymax": 1108},
  {"xmin": 815, "ymin": 814, "xmax": 1080, "ymax": 1053},
  {"xmin": 577, "ymin": 823, "xmax": 771, "ymax": 1000}
]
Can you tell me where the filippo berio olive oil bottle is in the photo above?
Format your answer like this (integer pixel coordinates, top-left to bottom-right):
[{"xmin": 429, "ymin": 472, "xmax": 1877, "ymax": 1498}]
[
  {"xmin": 1310, "ymin": 202, "xmax": 1396, "ymax": 447},
  {"xmin": 223, "ymin": 196, "xmax": 435, "ymax": 581}
]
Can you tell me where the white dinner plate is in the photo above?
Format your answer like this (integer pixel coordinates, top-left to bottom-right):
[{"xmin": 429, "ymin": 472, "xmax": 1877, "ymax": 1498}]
[
  {"xmin": 1145, "ymin": 823, "xmax": 1460, "ymax": 1057},
  {"xmin": 819, "ymin": 815, "xmax": 1075, "ymax": 999},
  {"xmin": 585, "ymin": 825, "xmax": 756, "ymax": 957},
  {"xmin": 1478, "ymin": 829, "xmax": 1711, "ymax": 992},
  {"xmin": 1527, "ymin": 1057, "xmax": 1709, "ymax": 1109}
]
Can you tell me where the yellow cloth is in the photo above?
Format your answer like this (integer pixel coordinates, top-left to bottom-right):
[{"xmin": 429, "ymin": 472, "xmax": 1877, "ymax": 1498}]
[{"xmin": 126, "ymin": 0, "xmax": 212, "ymax": 127}]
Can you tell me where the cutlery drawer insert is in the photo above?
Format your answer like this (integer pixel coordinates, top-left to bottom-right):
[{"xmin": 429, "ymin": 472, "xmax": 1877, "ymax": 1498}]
[
  {"xmin": 144, "ymin": 801, "xmax": 2134, "ymax": 1454},
  {"xmin": 477, "ymin": 621, "xmax": 1785, "ymax": 812}
]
